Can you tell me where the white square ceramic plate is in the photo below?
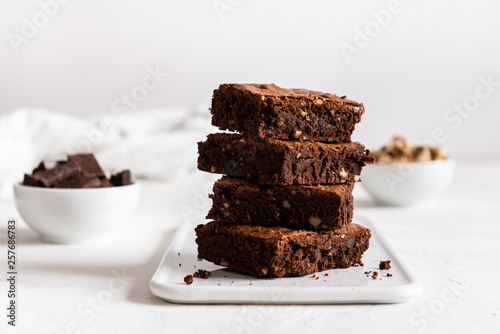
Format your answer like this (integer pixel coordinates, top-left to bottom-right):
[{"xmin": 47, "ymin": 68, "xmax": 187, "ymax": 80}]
[{"xmin": 150, "ymin": 216, "xmax": 420, "ymax": 304}]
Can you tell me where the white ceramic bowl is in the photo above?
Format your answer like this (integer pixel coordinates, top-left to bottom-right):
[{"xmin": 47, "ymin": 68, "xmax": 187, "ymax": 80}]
[
  {"xmin": 360, "ymin": 159, "xmax": 456, "ymax": 206},
  {"xmin": 13, "ymin": 183, "xmax": 140, "ymax": 243}
]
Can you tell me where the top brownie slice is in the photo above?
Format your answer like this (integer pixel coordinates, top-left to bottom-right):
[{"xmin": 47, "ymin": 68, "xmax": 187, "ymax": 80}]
[{"xmin": 211, "ymin": 83, "xmax": 364, "ymax": 143}]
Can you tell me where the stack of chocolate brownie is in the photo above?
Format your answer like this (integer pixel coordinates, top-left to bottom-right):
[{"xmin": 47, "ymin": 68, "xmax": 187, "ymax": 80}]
[{"xmin": 195, "ymin": 83, "xmax": 374, "ymax": 278}]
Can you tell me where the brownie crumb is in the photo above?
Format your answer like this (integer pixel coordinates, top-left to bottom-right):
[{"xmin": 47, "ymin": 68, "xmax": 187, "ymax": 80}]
[
  {"xmin": 193, "ymin": 269, "xmax": 212, "ymax": 279},
  {"xmin": 184, "ymin": 275, "xmax": 193, "ymax": 285},
  {"xmin": 379, "ymin": 260, "xmax": 391, "ymax": 270},
  {"xmin": 315, "ymin": 277, "xmax": 319, "ymax": 280},
  {"xmin": 387, "ymin": 273, "xmax": 393, "ymax": 277},
  {"xmin": 311, "ymin": 275, "xmax": 316, "ymax": 278},
  {"xmin": 371, "ymin": 271, "xmax": 379, "ymax": 279},
  {"xmin": 364, "ymin": 271, "xmax": 372, "ymax": 275},
  {"xmin": 324, "ymin": 273, "xmax": 329, "ymax": 277},
  {"xmin": 178, "ymin": 263, "xmax": 181, "ymax": 267}
]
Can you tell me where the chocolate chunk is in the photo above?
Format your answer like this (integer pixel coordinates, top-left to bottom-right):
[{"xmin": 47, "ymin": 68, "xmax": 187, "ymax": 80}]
[
  {"xmin": 97, "ymin": 178, "xmax": 114, "ymax": 188},
  {"xmin": 110, "ymin": 170, "xmax": 132, "ymax": 186},
  {"xmin": 32, "ymin": 160, "xmax": 62, "ymax": 174},
  {"xmin": 32, "ymin": 162, "xmax": 46, "ymax": 174},
  {"xmin": 68, "ymin": 154, "xmax": 106, "ymax": 178},
  {"xmin": 22, "ymin": 174, "xmax": 43, "ymax": 187},
  {"xmin": 379, "ymin": 260, "xmax": 391, "ymax": 270},
  {"xmin": 54, "ymin": 175, "xmax": 102, "ymax": 188},
  {"xmin": 31, "ymin": 161, "xmax": 81, "ymax": 187},
  {"xmin": 22, "ymin": 154, "xmax": 133, "ymax": 189}
]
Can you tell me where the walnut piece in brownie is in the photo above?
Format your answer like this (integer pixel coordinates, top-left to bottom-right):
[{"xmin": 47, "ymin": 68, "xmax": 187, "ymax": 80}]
[
  {"xmin": 211, "ymin": 83, "xmax": 365, "ymax": 143},
  {"xmin": 379, "ymin": 260, "xmax": 391, "ymax": 270},
  {"xmin": 198, "ymin": 133, "xmax": 374, "ymax": 186},
  {"xmin": 208, "ymin": 177, "xmax": 354, "ymax": 230},
  {"xmin": 196, "ymin": 221, "xmax": 371, "ymax": 278}
]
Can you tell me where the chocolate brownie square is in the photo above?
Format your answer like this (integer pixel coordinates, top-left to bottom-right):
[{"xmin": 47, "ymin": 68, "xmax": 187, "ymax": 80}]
[
  {"xmin": 208, "ymin": 177, "xmax": 354, "ymax": 230},
  {"xmin": 198, "ymin": 133, "xmax": 374, "ymax": 185},
  {"xmin": 195, "ymin": 221, "xmax": 371, "ymax": 278},
  {"xmin": 211, "ymin": 83, "xmax": 364, "ymax": 143}
]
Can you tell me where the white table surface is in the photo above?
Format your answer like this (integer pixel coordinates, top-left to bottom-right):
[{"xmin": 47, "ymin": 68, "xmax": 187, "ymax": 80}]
[{"xmin": 1, "ymin": 161, "xmax": 500, "ymax": 334}]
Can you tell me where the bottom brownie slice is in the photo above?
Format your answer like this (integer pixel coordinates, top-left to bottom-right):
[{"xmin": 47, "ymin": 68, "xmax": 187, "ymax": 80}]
[{"xmin": 195, "ymin": 221, "xmax": 371, "ymax": 278}]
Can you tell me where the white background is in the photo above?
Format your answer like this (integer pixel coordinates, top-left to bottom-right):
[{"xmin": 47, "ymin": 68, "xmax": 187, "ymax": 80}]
[
  {"xmin": 1, "ymin": 2, "xmax": 500, "ymax": 333},
  {"xmin": 1, "ymin": 0, "xmax": 500, "ymax": 160}
]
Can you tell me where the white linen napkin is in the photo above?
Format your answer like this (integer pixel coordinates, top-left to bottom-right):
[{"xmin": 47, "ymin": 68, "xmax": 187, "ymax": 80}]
[{"xmin": 0, "ymin": 105, "xmax": 215, "ymax": 199}]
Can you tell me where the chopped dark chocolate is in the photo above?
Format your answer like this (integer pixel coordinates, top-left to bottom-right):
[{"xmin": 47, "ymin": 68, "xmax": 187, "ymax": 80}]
[
  {"xmin": 110, "ymin": 170, "xmax": 132, "ymax": 186},
  {"xmin": 97, "ymin": 178, "xmax": 114, "ymax": 188},
  {"xmin": 22, "ymin": 153, "xmax": 132, "ymax": 189},
  {"xmin": 30, "ymin": 161, "xmax": 81, "ymax": 187},
  {"xmin": 54, "ymin": 175, "xmax": 102, "ymax": 189},
  {"xmin": 23, "ymin": 174, "xmax": 42, "ymax": 187},
  {"xmin": 68, "ymin": 153, "xmax": 106, "ymax": 178},
  {"xmin": 32, "ymin": 162, "xmax": 47, "ymax": 173}
]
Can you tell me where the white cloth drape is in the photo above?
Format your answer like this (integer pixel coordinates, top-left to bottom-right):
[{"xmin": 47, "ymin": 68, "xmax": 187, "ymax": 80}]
[{"xmin": 0, "ymin": 106, "xmax": 215, "ymax": 199}]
